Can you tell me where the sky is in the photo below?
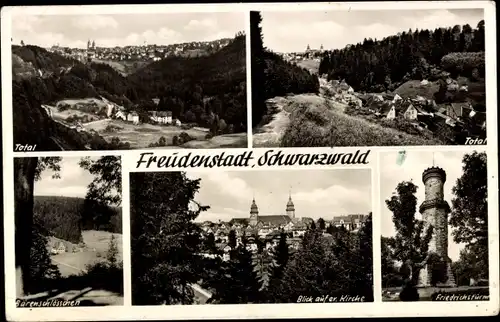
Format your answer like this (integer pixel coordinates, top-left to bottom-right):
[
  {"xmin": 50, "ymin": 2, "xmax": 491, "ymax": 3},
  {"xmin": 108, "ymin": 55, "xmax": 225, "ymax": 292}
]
[
  {"xmin": 260, "ymin": 9, "xmax": 484, "ymax": 53},
  {"xmin": 12, "ymin": 12, "xmax": 244, "ymax": 48},
  {"xmin": 185, "ymin": 169, "xmax": 372, "ymax": 223},
  {"xmin": 34, "ymin": 157, "xmax": 97, "ymax": 198},
  {"xmin": 380, "ymin": 149, "xmax": 486, "ymax": 262}
]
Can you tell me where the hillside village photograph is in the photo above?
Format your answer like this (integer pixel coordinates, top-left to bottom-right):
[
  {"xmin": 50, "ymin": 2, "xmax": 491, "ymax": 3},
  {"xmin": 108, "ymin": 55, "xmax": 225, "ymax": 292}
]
[
  {"xmin": 380, "ymin": 150, "xmax": 489, "ymax": 301},
  {"xmin": 14, "ymin": 156, "xmax": 123, "ymax": 306},
  {"xmin": 251, "ymin": 9, "xmax": 486, "ymax": 147},
  {"xmin": 11, "ymin": 11, "xmax": 247, "ymax": 151},
  {"xmin": 130, "ymin": 169, "xmax": 373, "ymax": 305}
]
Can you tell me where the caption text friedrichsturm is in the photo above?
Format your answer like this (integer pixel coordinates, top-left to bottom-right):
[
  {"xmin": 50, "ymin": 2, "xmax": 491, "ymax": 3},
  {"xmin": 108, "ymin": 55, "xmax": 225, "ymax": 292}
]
[{"xmin": 135, "ymin": 149, "xmax": 371, "ymax": 169}]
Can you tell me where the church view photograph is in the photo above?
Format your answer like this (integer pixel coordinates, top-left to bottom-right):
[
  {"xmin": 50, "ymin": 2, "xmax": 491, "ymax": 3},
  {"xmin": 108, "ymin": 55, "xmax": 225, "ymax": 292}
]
[
  {"xmin": 380, "ymin": 150, "xmax": 489, "ymax": 301},
  {"xmin": 130, "ymin": 169, "xmax": 373, "ymax": 305},
  {"xmin": 251, "ymin": 9, "xmax": 486, "ymax": 147},
  {"xmin": 12, "ymin": 11, "xmax": 247, "ymax": 151}
]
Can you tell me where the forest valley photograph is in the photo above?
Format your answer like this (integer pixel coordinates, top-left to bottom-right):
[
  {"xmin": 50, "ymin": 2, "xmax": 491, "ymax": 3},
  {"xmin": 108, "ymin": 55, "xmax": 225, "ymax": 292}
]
[
  {"xmin": 14, "ymin": 156, "xmax": 123, "ymax": 306},
  {"xmin": 130, "ymin": 171, "xmax": 373, "ymax": 305},
  {"xmin": 380, "ymin": 151, "xmax": 488, "ymax": 301},
  {"xmin": 11, "ymin": 13, "xmax": 247, "ymax": 151},
  {"xmin": 251, "ymin": 10, "xmax": 486, "ymax": 147}
]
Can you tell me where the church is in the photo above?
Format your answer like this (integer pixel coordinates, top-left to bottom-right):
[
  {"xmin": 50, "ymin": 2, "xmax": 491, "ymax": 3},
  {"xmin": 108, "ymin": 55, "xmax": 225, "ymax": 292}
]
[{"xmin": 229, "ymin": 193, "xmax": 313, "ymax": 228}]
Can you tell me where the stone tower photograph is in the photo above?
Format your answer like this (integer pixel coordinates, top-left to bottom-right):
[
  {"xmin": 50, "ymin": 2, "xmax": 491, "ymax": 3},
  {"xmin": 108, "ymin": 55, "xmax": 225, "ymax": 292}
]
[{"xmin": 380, "ymin": 150, "xmax": 489, "ymax": 302}]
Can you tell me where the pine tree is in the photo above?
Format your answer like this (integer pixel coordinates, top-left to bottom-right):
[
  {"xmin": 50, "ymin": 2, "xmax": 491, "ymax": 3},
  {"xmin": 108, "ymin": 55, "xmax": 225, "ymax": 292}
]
[{"xmin": 106, "ymin": 234, "xmax": 119, "ymax": 268}]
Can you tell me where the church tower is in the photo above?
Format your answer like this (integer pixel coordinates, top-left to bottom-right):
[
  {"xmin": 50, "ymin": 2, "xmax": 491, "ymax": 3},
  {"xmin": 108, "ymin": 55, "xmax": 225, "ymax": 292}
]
[
  {"xmin": 286, "ymin": 191, "xmax": 295, "ymax": 220},
  {"xmin": 417, "ymin": 166, "xmax": 456, "ymax": 287},
  {"xmin": 249, "ymin": 197, "xmax": 259, "ymax": 226}
]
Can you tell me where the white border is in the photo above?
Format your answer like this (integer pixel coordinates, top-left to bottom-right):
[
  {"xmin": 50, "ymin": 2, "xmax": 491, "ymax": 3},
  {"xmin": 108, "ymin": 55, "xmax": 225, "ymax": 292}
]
[{"xmin": 2, "ymin": 1, "xmax": 499, "ymax": 320}]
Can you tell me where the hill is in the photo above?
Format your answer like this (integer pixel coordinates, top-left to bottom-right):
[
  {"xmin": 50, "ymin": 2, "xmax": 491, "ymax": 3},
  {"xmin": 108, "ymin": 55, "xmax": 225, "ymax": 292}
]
[
  {"xmin": 319, "ymin": 20, "xmax": 485, "ymax": 93},
  {"xmin": 34, "ymin": 195, "xmax": 121, "ymax": 244}
]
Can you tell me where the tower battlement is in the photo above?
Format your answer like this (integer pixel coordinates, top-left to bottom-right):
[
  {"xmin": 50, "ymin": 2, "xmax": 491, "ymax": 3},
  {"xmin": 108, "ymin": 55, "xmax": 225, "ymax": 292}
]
[{"xmin": 422, "ymin": 166, "xmax": 447, "ymax": 184}]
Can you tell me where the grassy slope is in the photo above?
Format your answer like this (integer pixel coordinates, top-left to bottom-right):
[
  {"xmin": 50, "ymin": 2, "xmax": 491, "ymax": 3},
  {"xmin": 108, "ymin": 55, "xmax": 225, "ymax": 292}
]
[
  {"xmin": 296, "ymin": 59, "xmax": 320, "ymax": 74},
  {"xmin": 280, "ymin": 96, "xmax": 443, "ymax": 147}
]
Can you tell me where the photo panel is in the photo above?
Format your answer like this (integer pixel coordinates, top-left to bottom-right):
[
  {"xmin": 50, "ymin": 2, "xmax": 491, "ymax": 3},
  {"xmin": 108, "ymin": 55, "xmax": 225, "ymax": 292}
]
[
  {"xmin": 11, "ymin": 11, "xmax": 248, "ymax": 152},
  {"xmin": 129, "ymin": 168, "xmax": 373, "ymax": 305},
  {"xmin": 251, "ymin": 9, "xmax": 487, "ymax": 147},
  {"xmin": 14, "ymin": 156, "xmax": 124, "ymax": 307},
  {"xmin": 379, "ymin": 149, "xmax": 489, "ymax": 301}
]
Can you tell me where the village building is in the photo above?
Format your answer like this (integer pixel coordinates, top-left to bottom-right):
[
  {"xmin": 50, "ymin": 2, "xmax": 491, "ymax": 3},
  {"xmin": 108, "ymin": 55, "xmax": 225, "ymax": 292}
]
[{"xmin": 403, "ymin": 104, "xmax": 418, "ymax": 121}]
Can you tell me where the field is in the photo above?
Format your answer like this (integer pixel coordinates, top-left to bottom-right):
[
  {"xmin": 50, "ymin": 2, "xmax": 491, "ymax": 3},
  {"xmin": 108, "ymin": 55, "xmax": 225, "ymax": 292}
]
[
  {"xmin": 92, "ymin": 59, "xmax": 150, "ymax": 76},
  {"xmin": 51, "ymin": 230, "xmax": 123, "ymax": 277},
  {"xmin": 394, "ymin": 80, "xmax": 440, "ymax": 100},
  {"xmin": 254, "ymin": 93, "xmax": 443, "ymax": 147},
  {"xmin": 84, "ymin": 119, "xmax": 247, "ymax": 148}
]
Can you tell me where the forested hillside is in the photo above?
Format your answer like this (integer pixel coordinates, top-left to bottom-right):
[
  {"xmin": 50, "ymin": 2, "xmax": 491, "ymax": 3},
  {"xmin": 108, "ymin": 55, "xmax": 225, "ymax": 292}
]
[
  {"xmin": 319, "ymin": 20, "xmax": 485, "ymax": 93},
  {"xmin": 33, "ymin": 195, "xmax": 122, "ymax": 244},
  {"xmin": 251, "ymin": 11, "xmax": 319, "ymax": 127}
]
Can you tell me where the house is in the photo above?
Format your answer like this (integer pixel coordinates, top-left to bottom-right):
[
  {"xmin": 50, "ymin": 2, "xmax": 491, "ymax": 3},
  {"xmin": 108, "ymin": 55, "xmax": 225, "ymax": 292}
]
[
  {"xmin": 115, "ymin": 110, "xmax": 126, "ymax": 120},
  {"xmin": 152, "ymin": 98, "xmax": 160, "ymax": 106},
  {"xmin": 403, "ymin": 104, "xmax": 418, "ymax": 121},
  {"xmin": 331, "ymin": 214, "xmax": 367, "ymax": 231},
  {"xmin": 54, "ymin": 241, "xmax": 66, "ymax": 254},
  {"xmin": 174, "ymin": 119, "xmax": 182, "ymax": 126},
  {"xmin": 386, "ymin": 105, "xmax": 397, "ymax": 119},
  {"xmin": 420, "ymin": 79, "xmax": 429, "ymax": 85},
  {"xmin": 347, "ymin": 86, "xmax": 354, "ymax": 93},
  {"xmin": 156, "ymin": 111, "xmax": 172, "ymax": 124},
  {"xmin": 127, "ymin": 112, "xmax": 135, "ymax": 122}
]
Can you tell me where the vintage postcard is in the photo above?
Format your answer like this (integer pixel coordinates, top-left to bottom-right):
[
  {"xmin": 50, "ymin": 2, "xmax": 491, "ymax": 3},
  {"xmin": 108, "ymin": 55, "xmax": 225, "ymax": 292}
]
[{"xmin": 1, "ymin": 1, "xmax": 498, "ymax": 321}]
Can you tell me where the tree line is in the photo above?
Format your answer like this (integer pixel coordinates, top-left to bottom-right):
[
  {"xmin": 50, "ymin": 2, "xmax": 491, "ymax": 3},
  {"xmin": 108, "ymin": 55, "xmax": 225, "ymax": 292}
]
[
  {"xmin": 250, "ymin": 11, "xmax": 319, "ymax": 128},
  {"xmin": 130, "ymin": 171, "xmax": 373, "ymax": 305},
  {"xmin": 319, "ymin": 20, "xmax": 485, "ymax": 93},
  {"xmin": 382, "ymin": 152, "xmax": 487, "ymax": 300}
]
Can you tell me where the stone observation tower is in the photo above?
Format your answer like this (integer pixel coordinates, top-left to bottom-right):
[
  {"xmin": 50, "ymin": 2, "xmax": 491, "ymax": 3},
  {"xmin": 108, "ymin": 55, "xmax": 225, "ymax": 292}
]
[
  {"xmin": 418, "ymin": 166, "xmax": 456, "ymax": 287},
  {"xmin": 249, "ymin": 198, "xmax": 259, "ymax": 226},
  {"xmin": 286, "ymin": 191, "xmax": 295, "ymax": 220}
]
